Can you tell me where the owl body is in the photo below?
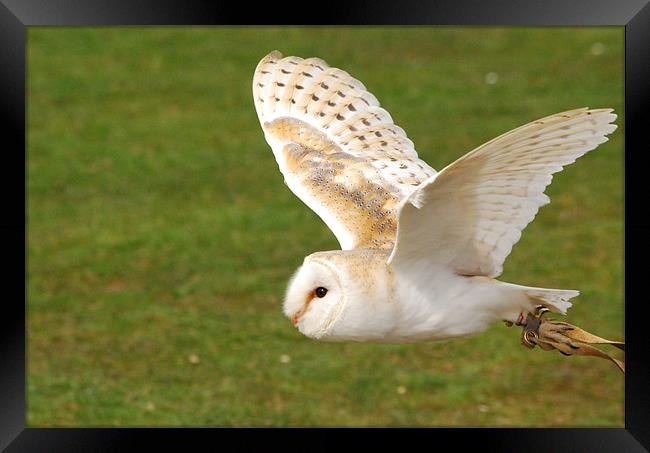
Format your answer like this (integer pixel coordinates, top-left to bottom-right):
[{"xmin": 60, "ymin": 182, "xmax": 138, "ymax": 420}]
[
  {"xmin": 254, "ymin": 51, "xmax": 616, "ymax": 345},
  {"xmin": 284, "ymin": 249, "xmax": 533, "ymax": 343}
]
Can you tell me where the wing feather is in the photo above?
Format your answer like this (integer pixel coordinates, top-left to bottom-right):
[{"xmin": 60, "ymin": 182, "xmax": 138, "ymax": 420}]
[
  {"xmin": 253, "ymin": 51, "xmax": 435, "ymax": 250},
  {"xmin": 389, "ymin": 108, "xmax": 618, "ymax": 277}
]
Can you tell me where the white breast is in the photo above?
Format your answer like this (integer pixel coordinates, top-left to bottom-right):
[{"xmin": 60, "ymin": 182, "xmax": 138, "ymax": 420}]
[{"xmin": 386, "ymin": 271, "xmax": 525, "ymax": 342}]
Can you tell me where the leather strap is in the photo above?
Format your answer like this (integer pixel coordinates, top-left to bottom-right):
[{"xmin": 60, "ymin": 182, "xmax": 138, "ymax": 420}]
[{"xmin": 520, "ymin": 314, "xmax": 625, "ymax": 373}]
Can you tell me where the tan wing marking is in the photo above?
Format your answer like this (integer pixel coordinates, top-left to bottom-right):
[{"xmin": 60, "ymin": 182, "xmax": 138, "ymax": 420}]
[{"xmin": 267, "ymin": 117, "xmax": 400, "ymax": 249}]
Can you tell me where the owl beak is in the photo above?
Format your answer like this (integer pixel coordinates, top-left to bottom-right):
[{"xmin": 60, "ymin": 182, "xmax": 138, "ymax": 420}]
[
  {"xmin": 290, "ymin": 307, "xmax": 306, "ymax": 326},
  {"xmin": 290, "ymin": 297, "xmax": 312, "ymax": 326}
]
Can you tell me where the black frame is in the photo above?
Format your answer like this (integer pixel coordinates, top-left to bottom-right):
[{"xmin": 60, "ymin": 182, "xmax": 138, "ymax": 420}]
[{"xmin": 3, "ymin": 0, "xmax": 649, "ymax": 451}]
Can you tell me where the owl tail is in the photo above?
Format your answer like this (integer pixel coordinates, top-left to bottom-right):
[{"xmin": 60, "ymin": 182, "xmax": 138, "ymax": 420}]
[{"xmin": 523, "ymin": 287, "xmax": 579, "ymax": 315}]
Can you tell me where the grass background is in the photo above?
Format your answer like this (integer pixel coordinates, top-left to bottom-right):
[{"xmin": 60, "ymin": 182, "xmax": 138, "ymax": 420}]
[{"xmin": 27, "ymin": 27, "xmax": 624, "ymax": 426}]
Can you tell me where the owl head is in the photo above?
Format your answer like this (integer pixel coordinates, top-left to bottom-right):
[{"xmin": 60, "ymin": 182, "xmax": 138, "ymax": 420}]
[{"xmin": 283, "ymin": 250, "xmax": 397, "ymax": 341}]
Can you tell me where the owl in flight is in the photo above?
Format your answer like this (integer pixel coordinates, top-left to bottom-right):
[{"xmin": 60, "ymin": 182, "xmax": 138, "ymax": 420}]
[{"xmin": 252, "ymin": 51, "xmax": 621, "ymax": 365}]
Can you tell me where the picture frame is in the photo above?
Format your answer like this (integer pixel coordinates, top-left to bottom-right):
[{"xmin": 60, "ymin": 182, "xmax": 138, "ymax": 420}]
[{"xmin": 3, "ymin": 0, "xmax": 648, "ymax": 450}]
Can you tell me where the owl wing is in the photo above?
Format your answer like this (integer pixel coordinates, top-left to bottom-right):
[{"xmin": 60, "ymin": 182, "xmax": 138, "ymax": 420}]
[
  {"xmin": 253, "ymin": 51, "xmax": 436, "ymax": 250},
  {"xmin": 388, "ymin": 108, "xmax": 617, "ymax": 277}
]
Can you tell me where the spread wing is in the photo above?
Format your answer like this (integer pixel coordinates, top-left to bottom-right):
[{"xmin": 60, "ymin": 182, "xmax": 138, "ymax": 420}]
[
  {"xmin": 253, "ymin": 51, "xmax": 436, "ymax": 250},
  {"xmin": 388, "ymin": 108, "xmax": 617, "ymax": 277}
]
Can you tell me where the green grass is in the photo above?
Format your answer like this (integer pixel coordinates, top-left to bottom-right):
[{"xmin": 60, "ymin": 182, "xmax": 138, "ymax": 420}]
[{"xmin": 27, "ymin": 27, "xmax": 624, "ymax": 426}]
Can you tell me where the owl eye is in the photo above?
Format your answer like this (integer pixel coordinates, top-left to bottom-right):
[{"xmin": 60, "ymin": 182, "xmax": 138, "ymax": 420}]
[{"xmin": 315, "ymin": 287, "xmax": 328, "ymax": 298}]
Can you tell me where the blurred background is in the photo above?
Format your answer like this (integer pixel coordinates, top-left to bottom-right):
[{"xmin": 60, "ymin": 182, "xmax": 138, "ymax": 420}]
[{"xmin": 27, "ymin": 27, "xmax": 623, "ymax": 426}]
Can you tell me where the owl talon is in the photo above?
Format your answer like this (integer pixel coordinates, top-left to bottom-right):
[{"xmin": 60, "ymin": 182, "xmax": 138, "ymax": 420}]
[
  {"xmin": 519, "ymin": 306, "xmax": 553, "ymax": 348},
  {"xmin": 520, "ymin": 313, "xmax": 542, "ymax": 349},
  {"xmin": 517, "ymin": 310, "xmax": 625, "ymax": 372}
]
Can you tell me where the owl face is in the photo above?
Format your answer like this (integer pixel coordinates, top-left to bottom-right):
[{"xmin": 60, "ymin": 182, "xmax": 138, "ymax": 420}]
[
  {"xmin": 283, "ymin": 256, "xmax": 345, "ymax": 339},
  {"xmin": 283, "ymin": 250, "xmax": 397, "ymax": 341}
]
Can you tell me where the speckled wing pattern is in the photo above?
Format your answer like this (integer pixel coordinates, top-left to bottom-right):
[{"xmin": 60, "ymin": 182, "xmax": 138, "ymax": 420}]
[
  {"xmin": 389, "ymin": 108, "xmax": 618, "ymax": 278},
  {"xmin": 253, "ymin": 51, "xmax": 436, "ymax": 250}
]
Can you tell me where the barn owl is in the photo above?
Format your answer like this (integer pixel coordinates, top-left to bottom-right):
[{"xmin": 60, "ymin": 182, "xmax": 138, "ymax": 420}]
[{"xmin": 252, "ymin": 50, "xmax": 617, "ymax": 345}]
